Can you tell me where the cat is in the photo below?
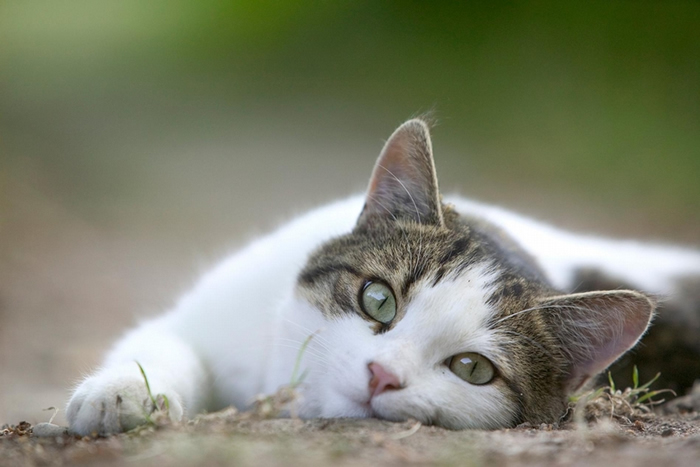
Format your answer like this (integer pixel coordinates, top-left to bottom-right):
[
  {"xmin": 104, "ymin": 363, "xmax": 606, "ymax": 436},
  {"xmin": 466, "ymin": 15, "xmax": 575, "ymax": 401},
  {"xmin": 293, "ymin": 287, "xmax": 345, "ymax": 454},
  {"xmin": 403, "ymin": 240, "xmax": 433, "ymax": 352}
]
[{"xmin": 66, "ymin": 119, "xmax": 700, "ymax": 435}]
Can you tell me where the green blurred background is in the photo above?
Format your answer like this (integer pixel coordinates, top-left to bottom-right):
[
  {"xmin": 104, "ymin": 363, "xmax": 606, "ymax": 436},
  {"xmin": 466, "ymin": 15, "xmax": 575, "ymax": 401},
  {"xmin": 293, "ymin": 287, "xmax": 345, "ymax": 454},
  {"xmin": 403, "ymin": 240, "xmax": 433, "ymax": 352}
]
[{"xmin": 1, "ymin": 0, "xmax": 699, "ymax": 425}]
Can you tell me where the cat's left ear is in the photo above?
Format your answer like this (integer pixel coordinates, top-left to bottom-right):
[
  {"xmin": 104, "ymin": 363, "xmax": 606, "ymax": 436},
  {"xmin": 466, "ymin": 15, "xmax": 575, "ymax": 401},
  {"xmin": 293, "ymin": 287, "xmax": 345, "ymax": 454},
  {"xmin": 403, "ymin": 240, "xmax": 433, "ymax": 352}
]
[
  {"xmin": 356, "ymin": 119, "xmax": 444, "ymax": 228},
  {"xmin": 543, "ymin": 290, "xmax": 655, "ymax": 392}
]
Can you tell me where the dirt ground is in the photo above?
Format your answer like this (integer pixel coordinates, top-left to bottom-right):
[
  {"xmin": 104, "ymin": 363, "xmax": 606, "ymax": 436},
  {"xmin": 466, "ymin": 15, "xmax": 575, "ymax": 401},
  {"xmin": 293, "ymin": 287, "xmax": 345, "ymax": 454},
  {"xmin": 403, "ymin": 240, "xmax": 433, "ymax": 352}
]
[{"xmin": 3, "ymin": 394, "xmax": 700, "ymax": 467}]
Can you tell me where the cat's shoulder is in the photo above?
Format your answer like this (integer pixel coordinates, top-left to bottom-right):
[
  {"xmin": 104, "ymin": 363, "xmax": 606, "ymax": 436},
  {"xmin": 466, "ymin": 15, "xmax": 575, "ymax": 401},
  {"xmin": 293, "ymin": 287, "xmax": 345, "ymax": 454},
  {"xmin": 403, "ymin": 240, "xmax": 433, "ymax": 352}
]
[{"xmin": 445, "ymin": 195, "xmax": 700, "ymax": 294}]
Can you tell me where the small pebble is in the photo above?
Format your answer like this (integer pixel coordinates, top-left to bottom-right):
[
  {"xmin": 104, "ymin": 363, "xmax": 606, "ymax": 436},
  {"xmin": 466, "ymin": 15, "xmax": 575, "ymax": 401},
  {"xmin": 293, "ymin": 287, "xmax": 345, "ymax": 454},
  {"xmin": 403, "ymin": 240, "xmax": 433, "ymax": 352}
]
[
  {"xmin": 661, "ymin": 428, "xmax": 674, "ymax": 437},
  {"xmin": 32, "ymin": 423, "xmax": 68, "ymax": 438}
]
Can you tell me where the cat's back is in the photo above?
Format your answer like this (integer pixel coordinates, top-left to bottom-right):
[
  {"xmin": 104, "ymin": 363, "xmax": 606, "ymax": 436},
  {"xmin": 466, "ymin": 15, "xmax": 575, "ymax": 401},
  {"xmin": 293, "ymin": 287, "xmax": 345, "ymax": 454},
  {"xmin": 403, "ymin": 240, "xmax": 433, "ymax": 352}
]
[{"xmin": 447, "ymin": 196, "xmax": 700, "ymax": 295}]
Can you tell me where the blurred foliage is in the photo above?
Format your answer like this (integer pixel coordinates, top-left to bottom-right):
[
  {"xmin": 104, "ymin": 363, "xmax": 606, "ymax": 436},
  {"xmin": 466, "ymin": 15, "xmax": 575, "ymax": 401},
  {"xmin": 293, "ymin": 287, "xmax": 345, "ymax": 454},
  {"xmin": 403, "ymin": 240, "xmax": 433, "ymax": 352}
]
[{"xmin": 1, "ymin": 0, "xmax": 699, "ymax": 237}]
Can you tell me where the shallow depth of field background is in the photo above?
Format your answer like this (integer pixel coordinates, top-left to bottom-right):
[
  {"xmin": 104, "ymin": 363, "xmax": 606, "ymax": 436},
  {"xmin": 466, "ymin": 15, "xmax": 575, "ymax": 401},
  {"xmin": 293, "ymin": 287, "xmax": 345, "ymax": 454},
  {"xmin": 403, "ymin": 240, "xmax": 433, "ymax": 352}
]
[{"xmin": 1, "ymin": 1, "xmax": 699, "ymax": 426}]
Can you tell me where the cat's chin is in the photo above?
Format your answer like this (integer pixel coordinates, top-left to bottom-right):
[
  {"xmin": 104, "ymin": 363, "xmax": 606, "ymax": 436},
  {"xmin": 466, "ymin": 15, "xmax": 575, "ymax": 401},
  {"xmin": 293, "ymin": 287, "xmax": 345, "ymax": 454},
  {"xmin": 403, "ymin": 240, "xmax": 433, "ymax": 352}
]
[
  {"xmin": 367, "ymin": 397, "xmax": 416, "ymax": 424},
  {"xmin": 297, "ymin": 391, "xmax": 376, "ymax": 420},
  {"xmin": 311, "ymin": 393, "xmax": 415, "ymax": 424},
  {"xmin": 319, "ymin": 399, "xmax": 375, "ymax": 419}
]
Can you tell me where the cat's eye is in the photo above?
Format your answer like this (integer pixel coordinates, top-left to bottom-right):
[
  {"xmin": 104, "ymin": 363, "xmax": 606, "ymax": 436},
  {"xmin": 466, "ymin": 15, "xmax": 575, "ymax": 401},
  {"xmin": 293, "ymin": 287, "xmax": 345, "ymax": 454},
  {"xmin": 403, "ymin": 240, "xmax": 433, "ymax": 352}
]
[
  {"xmin": 448, "ymin": 352, "xmax": 495, "ymax": 385},
  {"xmin": 360, "ymin": 281, "xmax": 396, "ymax": 324}
]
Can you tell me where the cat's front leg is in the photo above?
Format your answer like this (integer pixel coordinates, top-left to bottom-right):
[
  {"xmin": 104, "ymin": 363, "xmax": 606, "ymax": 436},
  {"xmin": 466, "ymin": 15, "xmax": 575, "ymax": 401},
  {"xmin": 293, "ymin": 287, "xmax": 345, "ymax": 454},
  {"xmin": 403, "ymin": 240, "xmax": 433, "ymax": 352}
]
[
  {"xmin": 66, "ymin": 323, "xmax": 208, "ymax": 436},
  {"xmin": 66, "ymin": 362, "xmax": 184, "ymax": 436}
]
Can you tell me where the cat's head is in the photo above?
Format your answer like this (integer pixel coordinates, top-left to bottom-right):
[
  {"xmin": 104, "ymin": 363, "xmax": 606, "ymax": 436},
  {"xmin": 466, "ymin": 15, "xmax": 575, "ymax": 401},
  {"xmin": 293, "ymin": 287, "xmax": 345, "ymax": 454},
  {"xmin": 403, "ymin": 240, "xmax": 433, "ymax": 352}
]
[{"xmin": 292, "ymin": 119, "xmax": 654, "ymax": 429}]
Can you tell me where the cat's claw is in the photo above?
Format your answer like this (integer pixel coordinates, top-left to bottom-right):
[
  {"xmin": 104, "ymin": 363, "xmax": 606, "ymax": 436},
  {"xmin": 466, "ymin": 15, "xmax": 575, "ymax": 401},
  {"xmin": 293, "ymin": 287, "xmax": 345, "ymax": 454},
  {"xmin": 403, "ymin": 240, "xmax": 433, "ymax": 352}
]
[{"xmin": 66, "ymin": 366, "xmax": 183, "ymax": 436}]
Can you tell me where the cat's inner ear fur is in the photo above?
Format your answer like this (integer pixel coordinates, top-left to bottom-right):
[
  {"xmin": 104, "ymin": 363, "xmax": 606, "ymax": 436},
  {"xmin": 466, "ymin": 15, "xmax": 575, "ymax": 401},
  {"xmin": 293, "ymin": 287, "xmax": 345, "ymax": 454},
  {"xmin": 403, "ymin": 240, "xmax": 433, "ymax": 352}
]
[
  {"xmin": 356, "ymin": 119, "xmax": 444, "ymax": 228},
  {"xmin": 543, "ymin": 290, "xmax": 655, "ymax": 392}
]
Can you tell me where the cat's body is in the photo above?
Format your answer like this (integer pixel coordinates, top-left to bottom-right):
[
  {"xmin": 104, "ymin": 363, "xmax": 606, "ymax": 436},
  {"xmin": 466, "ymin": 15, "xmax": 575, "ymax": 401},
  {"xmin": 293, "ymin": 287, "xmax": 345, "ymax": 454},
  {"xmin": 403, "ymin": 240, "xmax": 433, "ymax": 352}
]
[{"xmin": 67, "ymin": 120, "xmax": 700, "ymax": 435}]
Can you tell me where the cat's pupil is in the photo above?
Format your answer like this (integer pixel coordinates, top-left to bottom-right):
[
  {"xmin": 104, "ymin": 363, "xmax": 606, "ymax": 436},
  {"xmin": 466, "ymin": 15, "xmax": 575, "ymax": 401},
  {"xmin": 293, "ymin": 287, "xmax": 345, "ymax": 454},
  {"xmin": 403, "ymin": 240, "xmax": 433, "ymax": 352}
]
[
  {"xmin": 464, "ymin": 358, "xmax": 477, "ymax": 376},
  {"xmin": 367, "ymin": 290, "xmax": 387, "ymax": 307}
]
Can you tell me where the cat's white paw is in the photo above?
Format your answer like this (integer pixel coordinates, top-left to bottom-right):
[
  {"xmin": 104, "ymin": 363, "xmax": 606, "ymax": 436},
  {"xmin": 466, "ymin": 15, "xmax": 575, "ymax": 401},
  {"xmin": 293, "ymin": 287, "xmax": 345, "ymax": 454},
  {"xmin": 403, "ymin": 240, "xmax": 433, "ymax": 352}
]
[{"xmin": 66, "ymin": 365, "xmax": 183, "ymax": 436}]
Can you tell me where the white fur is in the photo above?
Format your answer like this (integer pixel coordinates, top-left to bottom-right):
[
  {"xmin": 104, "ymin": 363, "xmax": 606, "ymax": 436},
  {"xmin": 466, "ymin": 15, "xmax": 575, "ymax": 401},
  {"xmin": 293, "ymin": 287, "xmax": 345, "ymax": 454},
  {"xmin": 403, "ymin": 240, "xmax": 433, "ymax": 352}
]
[
  {"xmin": 66, "ymin": 194, "xmax": 700, "ymax": 434},
  {"xmin": 448, "ymin": 197, "xmax": 700, "ymax": 294}
]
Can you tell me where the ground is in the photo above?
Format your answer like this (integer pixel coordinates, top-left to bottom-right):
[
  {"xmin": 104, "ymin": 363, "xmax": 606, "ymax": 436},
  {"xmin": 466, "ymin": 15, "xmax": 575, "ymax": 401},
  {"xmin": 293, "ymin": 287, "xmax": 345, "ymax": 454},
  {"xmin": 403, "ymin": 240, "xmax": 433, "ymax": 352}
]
[{"xmin": 3, "ymin": 384, "xmax": 700, "ymax": 467}]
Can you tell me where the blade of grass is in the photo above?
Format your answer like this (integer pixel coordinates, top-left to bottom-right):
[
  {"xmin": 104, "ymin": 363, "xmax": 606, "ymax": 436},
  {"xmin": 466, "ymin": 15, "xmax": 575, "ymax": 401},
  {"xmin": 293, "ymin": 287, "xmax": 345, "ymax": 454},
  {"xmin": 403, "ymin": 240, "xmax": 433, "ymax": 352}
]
[
  {"xmin": 290, "ymin": 330, "xmax": 319, "ymax": 387},
  {"xmin": 636, "ymin": 372, "xmax": 661, "ymax": 392},
  {"xmin": 136, "ymin": 361, "xmax": 157, "ymax": 406},
  {"xmin": 158, "ymin": 394, "xmax": 171, "ymax": 412},
  {"xmin": 607, "ymin": 371, "xmax": 616, "ymax": 393},
  {"xmin": 636, "ymin": 389, "xmax": 675, "ymax": 404}
]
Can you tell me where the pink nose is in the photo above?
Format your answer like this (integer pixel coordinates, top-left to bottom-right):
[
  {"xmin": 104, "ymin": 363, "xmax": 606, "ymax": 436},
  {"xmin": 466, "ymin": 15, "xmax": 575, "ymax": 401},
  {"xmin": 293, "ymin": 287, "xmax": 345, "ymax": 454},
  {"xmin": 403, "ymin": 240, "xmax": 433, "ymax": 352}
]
[{"xmin": 368, "ymin": 362, "xmax": 401, "ymax": 397}]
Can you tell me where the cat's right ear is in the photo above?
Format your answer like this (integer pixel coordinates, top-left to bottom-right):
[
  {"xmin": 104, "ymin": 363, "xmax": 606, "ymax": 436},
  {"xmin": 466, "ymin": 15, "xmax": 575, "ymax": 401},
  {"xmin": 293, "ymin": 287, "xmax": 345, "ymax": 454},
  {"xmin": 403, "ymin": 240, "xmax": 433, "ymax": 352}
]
[{"xmin": 356, "ymin": 119, "xmax": 444, "ymax": 229}]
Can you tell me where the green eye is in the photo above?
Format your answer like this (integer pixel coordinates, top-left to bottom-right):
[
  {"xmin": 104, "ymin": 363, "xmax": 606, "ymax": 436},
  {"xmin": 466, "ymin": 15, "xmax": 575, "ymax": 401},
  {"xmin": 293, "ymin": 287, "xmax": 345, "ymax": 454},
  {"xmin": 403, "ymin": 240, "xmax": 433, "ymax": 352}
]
[
  {"xmin": 448, "ymin": 352, "xmax": 495, "ymax": 385},
  {"xmin": 360, "ymin": 281, "xmax": 396, "ymax": 324}
]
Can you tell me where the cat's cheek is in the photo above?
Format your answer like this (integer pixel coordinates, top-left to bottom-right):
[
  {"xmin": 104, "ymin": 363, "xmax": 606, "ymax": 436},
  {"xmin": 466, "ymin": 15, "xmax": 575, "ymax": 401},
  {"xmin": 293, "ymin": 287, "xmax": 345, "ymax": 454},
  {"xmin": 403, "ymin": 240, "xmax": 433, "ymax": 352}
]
[
  {"xmin": 274, "ymin": 312, "xmax": 374, "ymax": 419},
  {"xmin": 294, "ymin": 372, "xmax": 371, "ymax": 419},
  {"xmin": 309, "ymin": 361, "xmax": 375, "ymax": 419},
  {"xmin": 308, "ymin": 318, "xmax": 378, "ymax": 416}
]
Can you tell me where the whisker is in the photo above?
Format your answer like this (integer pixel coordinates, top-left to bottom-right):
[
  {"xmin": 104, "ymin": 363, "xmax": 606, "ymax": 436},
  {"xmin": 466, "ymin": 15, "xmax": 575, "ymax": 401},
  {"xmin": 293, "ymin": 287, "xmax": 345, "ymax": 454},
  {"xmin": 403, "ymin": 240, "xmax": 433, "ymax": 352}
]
[
  {"xmin": 277, "ymin": 333, "xmax": 332, "ymax": 354},
  {"xmin": 273, "ymin": 335, "xmax": 333, "ymax": 357},
  {"xmin": 274, "ymin": 340, "xmax": 328, "ymax": 360},
  {"xmin": 366, "ymin": 193, "xmax": 400, "ymax": 224},
  {"xmin": 492, "ymin": 305, "xmax": 552, "ymax": 325},
  {"xmin": 493, "ymin": 302, "xmax": 602, "ymax": 326},
  {"xmin": 280, "ymin": 320, "xmax": 331, "ymax": 346},
  {"xmin": 376, "ymin": 164, "xmax": 425, "ymax": 279},
  {"xmin": 377, "ymin": 164, "xmax": 422, "ymax": 225},
  {"xmin": 273, "ymin": 340, "xmax": 332, "ymax": 363},
  {"xmin": 366, "ymin": 193, "xmax": 416, "ymax": 278},
  {"xmin": 496, "ymin": 330, "xmax": 556, "ymax": 360}
]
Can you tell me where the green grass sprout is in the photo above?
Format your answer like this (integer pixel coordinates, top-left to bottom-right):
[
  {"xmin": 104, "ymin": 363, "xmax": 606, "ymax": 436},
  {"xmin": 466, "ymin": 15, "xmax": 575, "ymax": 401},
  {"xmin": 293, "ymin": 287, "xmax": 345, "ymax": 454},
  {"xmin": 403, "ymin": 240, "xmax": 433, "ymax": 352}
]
[
  {"xmin": 136, "ymin": 361, "xmax": 156, "ymax": 408},
  {"xmin": 135, "ymin": 361, "xmax": 170, "ymax": 426},
  {"xmin": 607, "ymin": 371, "xmax": 616, "ymax": 394},
  {"xmin": 251, "ymin": 329, "xmax": 321, "ymax": 419},
  {"xmin": 571, "ymin": 366, "xmax": 675, "ymax": 424},
  {"xmin": 289, "ymin": 330, "xmax": 318, "ymax": 388}
]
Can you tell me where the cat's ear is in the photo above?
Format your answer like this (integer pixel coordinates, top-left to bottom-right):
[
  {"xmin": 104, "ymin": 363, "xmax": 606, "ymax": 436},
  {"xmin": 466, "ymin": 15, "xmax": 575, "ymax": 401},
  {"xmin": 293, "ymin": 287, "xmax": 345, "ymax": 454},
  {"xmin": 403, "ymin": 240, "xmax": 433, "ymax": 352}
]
[
  {"xmin": 542, "ymin": 290, "xmax": 655, "ymax": 392},
  {"xmin": 356, "ymin": 119, "xmax": 444, "ymax": 228}
]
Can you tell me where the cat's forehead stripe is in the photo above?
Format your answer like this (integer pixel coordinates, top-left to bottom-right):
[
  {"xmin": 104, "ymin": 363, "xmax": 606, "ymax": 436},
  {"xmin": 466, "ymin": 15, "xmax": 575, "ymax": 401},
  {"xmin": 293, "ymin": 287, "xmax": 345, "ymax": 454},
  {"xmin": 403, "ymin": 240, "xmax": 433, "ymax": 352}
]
[
  {"xmin": 438, "ymin": 237, "xmax": 472, "ymax": 265},
  {"xmin": 299, "ymin": 263, "xmax": 362, "ymax": 285}
]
